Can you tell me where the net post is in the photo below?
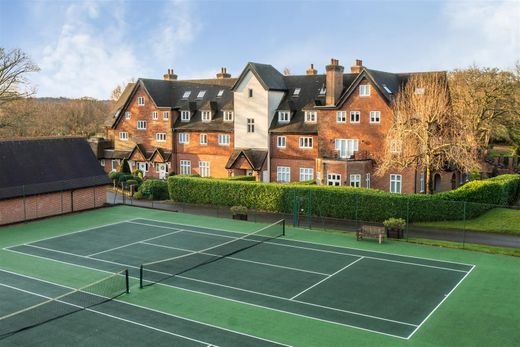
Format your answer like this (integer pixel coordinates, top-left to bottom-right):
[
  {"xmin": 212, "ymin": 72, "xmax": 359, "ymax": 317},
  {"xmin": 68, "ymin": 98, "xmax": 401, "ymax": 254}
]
[
  {"xmin": 125, "ymin": 269, "xmax": 129, "ymax": 294},
  {"xmin": 139, "ymin": 265, "xmax": 143, "ymax": 288},
  {"xmin": 282, "ymin": 219, "xmax": 286, "ymax": 236}
]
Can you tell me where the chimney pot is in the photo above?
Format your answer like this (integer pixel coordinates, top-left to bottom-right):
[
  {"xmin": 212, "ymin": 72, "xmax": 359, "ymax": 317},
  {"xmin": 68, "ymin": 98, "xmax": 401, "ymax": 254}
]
[
  {"xmin": 163, "ymin": 68, "xmax": 178, "ymax": 80},
  {"xmin": 306, "ymin": 63, "xmax": 318, "ymax": 75},
  {"xmin": 216, "ymin": 67, "xmax": 231, "ymax": 79},
  {"xmin": 351, "ymin": 59, "xmax": 363, "ymax": 73}
]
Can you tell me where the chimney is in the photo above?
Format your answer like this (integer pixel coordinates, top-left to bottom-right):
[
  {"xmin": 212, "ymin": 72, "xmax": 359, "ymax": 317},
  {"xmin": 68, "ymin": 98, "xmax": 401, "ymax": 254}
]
[
  {"xmin": 325, "ymin": 58, "xmax": 344, "ymax": 106},
  {"xmin": 216, "ymin": 67, "xmax": 231, "ymax": 79},
  {"xmin": 306, "ymin": 63, "xmax": 317, "ymax": 75},
  {"xmin": 163, "ymin": 68, "xmax": 178, "ymax": 80},
  {"xmin": 351, "ymin": 59, "xmax": 363, "ymax": 73}
]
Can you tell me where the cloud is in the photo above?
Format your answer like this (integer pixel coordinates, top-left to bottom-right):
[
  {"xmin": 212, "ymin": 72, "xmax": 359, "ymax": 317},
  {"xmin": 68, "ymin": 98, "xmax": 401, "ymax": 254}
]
[{"xmin": 441, "ymin": 0, "xmax": 520, "ymax": 68}]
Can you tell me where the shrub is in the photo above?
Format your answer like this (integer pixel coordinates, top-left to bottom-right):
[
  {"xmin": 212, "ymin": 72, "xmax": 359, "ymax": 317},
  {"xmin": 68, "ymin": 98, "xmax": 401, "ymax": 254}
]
[
  {"xmin": 230, "ymin": 205, "xmax": 248, "ymax": 215},
  {"xmin": 138, "ymin": 179, "xmax": 169, "ymax": 200},
  {"xmin": 119, "ymin": 158, "xmax": 131, "ymax": 174},
  {"xmin": 126, "ymin": 179, "xmax": 138, "ymax": 187},
  {"xmin": 109, "ymin": 172, "xmax": 121, "ymax": 182},
  {"xmin": 383, "ymin": 218, "xmax": 406, "ymax": 230},
  {"xmin": 133, "ymin": 191, "xmax": 143, "ymax": 200},
  {"xmin": 226, "ymin": 175, "xmax": 256, "ymax": 181}
]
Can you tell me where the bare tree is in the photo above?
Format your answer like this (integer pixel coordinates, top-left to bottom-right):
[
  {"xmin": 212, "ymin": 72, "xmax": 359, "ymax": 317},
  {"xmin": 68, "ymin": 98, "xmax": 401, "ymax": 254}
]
[
  {"xmin": 377, "ymin": 73, "xmax": 480, "ymax": 193},
  {"xmin": 111, "ymin": 84, "xmax": 123, "ymax": 101},
  {"xmin": 0, "ymin": 48, "xmax": 40, "ymax": 105}
]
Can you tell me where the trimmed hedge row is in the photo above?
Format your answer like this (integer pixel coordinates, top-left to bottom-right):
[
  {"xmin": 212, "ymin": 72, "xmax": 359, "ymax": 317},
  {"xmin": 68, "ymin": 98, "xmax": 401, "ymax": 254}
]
[
  {"xmin": 168, "ymin": 174, "xmax": 520, "ymax": 223},
  {"xmin": 138, "ymin": 179, "xmax": 169, "ymax": 200}
]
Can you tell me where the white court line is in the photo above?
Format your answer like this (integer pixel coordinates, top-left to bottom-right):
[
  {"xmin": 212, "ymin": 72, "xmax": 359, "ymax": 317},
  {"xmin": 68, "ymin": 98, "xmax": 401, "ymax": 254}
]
[
  {"xmin": 0, "ymin": 269, "xmax": 289, "ymax": 347},
  {"xmin": 141, "ymin": 241, "xmax": 330, "ymax": 276},
  {"xmin": 131, "ymin": 220, "xmax": 471, "ymax": 274},
  {"xmin": 405, "ymin": 264, "xmax": 477, "ymax": 340},
  {"xmin": 134, "ymin": 217, "xmax": 475, "ymax": 268},
  {"xmin": 290, "ymin": 257, "xmax": 365, "ymax": 300},
  {"xmin": 87, "ymin": 228, "xmax": 186, "ymax": 257},
  {"xmin": 0, "ymin": 282, "xmax": 215, "ymax": 346}
]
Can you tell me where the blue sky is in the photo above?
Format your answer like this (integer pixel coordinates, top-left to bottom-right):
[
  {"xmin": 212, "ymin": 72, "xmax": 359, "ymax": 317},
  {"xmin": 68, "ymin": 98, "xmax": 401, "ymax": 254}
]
[{"xmin": 1, "ymin": 0, "xmax": 519, "ymax": 99}]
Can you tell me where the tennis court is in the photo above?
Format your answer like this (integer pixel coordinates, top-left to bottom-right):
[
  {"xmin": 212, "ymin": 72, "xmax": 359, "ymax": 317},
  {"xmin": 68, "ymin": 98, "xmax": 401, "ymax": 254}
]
[{"xmin": 4, "ymin": 217, "xmax": 475, "ymax": 340}]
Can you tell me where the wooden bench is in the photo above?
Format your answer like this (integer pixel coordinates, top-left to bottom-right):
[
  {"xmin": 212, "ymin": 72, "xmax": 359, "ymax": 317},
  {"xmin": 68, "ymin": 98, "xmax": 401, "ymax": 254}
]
[{"xmin": 356, "ymin": 225, "xmax": 385, "ymax": 244}]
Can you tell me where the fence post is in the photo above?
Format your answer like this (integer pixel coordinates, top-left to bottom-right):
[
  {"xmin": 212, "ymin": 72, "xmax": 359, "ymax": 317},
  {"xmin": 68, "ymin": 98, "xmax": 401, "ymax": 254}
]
[
  {"xmin": 462, "ymin": 201, "xmax": 467, "ymax": 249},
  {"xmin": 405, "ymin": 198, "xmax": 410, "ymax": 240},
  {"xmin": 307, "ymin": 189, "xmax": 312, "ymax": 229}
]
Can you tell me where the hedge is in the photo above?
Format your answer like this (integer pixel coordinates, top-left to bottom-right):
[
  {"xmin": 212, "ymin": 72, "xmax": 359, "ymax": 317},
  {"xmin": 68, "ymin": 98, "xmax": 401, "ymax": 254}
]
[
  {"xmin": 168, "ymin": 174, "xmax": 520, "ymax": 223},
  {"xmin": 138, "ymin": 179, "xmax": 169, "ymax": 200},
  {"xmin": 225, "ymin": 175, "xmax": 256, "ymax": 181}
]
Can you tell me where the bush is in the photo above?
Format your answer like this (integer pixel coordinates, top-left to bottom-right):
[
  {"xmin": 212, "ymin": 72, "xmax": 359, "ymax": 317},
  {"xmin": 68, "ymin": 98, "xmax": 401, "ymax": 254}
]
[
  {"xmin": 168, "ymin": 174, "xmax": 520, "ymax": 223},
  {"xmin": 119, "ymin": 158, "xmax": 131, "ymax": 174},
  {"xmin": 109, "ymin": 172, "xmax": 122, "ymax": 182},
  {"xmin": 138, "ymin": 179, "xmax": 169, "ymax": 200},
  {"xmin": 383, "ymin": 218, "xmax": 406, "ymax": 230},
  {"xmin": 226, "ymin": 175, "xmax": 256, "ymax": 181},
  {"xmin": 230, "ymin": 205, "xmax": 248, "ymax": 214},
  {"xmin": 133, "ymin": 191, "xmax": 143, "ymax": 200}
]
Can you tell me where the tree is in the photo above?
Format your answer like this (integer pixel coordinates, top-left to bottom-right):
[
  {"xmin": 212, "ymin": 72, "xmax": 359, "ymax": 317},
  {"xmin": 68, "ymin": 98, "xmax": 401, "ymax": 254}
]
[
  {"xmin": 377, "ymin": 73, "xmax": 480, "ymax": 193},
  {"xmin": 0, "ymin": 48, "xmax": 39, "ymax": 105},
  {"xmin": 111, "ymin": 85, "xmax": 122, "ymax": 101},
  {"xmin": 449, "ymin": 65, "xmax": 520, "ymax": 151}
]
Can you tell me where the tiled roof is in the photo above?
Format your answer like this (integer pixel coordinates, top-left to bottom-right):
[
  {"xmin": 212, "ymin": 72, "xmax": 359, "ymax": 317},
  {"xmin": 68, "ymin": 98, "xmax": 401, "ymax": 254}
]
[
  {"xmin": 0, "ymin": 137, "xmax": 110, "ymax": 200},
  {"xmin": 231, "ymin": 62, "xmax": 286, "ymax": 91},
  {"xmin": 225, "ymin": 149, "xmax": 268, "ymax": 171}
]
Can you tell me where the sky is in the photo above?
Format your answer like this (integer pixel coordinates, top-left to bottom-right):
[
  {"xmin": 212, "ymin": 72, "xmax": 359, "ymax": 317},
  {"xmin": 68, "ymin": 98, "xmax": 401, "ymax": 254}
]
[{"xmin": 1, "ymin": 0, "xmax": 519, "ymax": 99}]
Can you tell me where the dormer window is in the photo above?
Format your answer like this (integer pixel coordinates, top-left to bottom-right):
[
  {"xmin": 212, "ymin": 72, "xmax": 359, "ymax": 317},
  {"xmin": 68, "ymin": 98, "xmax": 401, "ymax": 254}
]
[
  {"xmin": 278, "ymin": 111, "xmax": 290, "ymax": 123},
  {"xmin": 182, "ymin": 91, "xmax": 191, "ymax": 99},
  {"xmin": 359, "ymin": 85, "xmax": 370, "ymax": 96},
  {"xmin": 197, "ymin": 90, "xmax": 206, "ymax": 99},
  {"xmin": 201, "ymin": 111, "xmax": 212, "ymax": 122},
  {"xmin": 217, "ymin": 89, "xmax": 224, "ymax": 97},
  {"xmin": 293, "ymin": 88, "xmax": 301, "ymax": 96},
  {"xmin": 223, "ymin": 111, "xmax": 233, "ymax": 122},
  {"xmin": 137, "ymin": 96, "xmax": 145, "ymax": 106},
  {"xmin": 181, "ymin": 110, "xmax": 191, "ymax": 122},
  {"xmin": 305, "ymin": 111, "xmax": 317, "ymax": 123},
  {"xmin": 319, "ymin": 86, "xmax": 326, "ymax": 95}
]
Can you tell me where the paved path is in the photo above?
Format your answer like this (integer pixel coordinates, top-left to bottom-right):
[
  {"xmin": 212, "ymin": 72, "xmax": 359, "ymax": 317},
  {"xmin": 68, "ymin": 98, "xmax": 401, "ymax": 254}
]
[{"xmin": 107, "ymin": 191, "xmax": 520, "ymax": 249}]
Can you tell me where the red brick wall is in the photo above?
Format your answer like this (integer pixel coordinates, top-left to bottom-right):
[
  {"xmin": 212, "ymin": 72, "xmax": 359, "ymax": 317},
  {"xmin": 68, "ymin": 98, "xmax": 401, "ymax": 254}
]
[
  {"xmin": 176, "ymin": 153, "xmax": 231, "ymax": 178},
  {"xmin": 270, "ymin": 134, "xmax": 318, "ymax": 160},
  {"xmin": 271, "ymin": 158, "xmax": 316, "ymax": 182},
  {"xmin": 0, "ymin": 186, "xmax": 108, "ymax": 225}
]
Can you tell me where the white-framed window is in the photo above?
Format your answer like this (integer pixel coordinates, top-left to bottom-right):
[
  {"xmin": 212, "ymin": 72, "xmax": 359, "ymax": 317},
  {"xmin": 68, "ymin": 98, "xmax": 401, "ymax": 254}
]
[
  {"xmin": 248, "ymin": 88, "xmax": 253, "ymax": 97},
  {"xmin": 119, "ymin": 131, "xmax": 128, "ymax": 141},
  {"xmin": 100, "ymin": 159, "xmax": 105, "ymax": 167},
  {"xmin": 218, "ymin": 134, "xmax": 230, "ymax": 146},
  {"xmin": 179, "ymin": 133, "xmax": 189, "ymax": 144},
  {"xmin": 390, "ymin": 140, "xmax": 402, "ymax": 154},
  {"xmin": 293, "ymin": 88, "xmax": 301, "ymax": 96},
  {"xmin": 350, "ymin": 111, "xmax": 360, "ymax": 123},
  {"xmin": 350, "ymin": 174, "xmax": 361, "ymax": 187},
  {"xmin": 137, "ymin": 120, "xmax": 147, "ymax": 130},
  {"xmin": 336, "ymin": 111, "xmax": 346, "ymax": 123},
  {"xmin": 299, "ymin": 137, "xmax": 313, "ymax": 149},
  {"xmin": 335, "ymin": 139, "xmax": 359, "ymax": 158},
  {"xmin": 201, "ymin": 111, "xmax": 212, "ymax": 122},
  {"xmin": 163, "ymin": 111, "xmax": 169, "ymax": 120},
  {"xmin": 217, "ymin": 89, "xmax": 224, "ymax": 97},
  {"xmin": 152, "ymin": 111, "xmax": 158, "ymax": 120},
  {"xmin": 247, "ymin": 118, "xmax": 255, "ymax": 133},
  {"xmin": 182, "ymin": 91, "xmax": 191, "ymax": 99},
  {"xmin": 420, "ymin": 172, "xmax": 425, "ymax": 193},
  {"xmin": 390, "ymin": 174, "xmax": 402, "ymax": 193},
  {"xmin": 125, "ymin": 111, "xmax": 131, "ymax": 120},
  {"xmin": 111, "ymin": 160, "xmax": 118, "ymax": 172},
  {"xmin": 300, "ymin": 168, "xmax": 314, "ymax": 182},
  {"xmin": 223, "ymin": 111, "xmax": 233, "ymax": 122},
  {"xmin": 156, "ymin": 133, "xmax": 166, "ymax": 142},
  {"xmin": 197, "ymin": 90, "xmax": 206, "ymax": 99},
  {"xmin": 200, "ymin": 133, "xmax": 208, "ymax": 145},
  {"xmin": 181, "ymin": 111, "xmax": 191, "ymax": 122},
  {"xmin": 369, "ymin": 111, "xmax": 380, "ymax": 124},
  {"xmin": 277, "ymin": 166, "xmax": 290, "ymax": 183},
  {"xmin": 199, "ymin": 161, "xmax": 210, "ymax": 177},
  {"xmin": 327, "ymin": 173, "xmax": 341, "ymax": 186},
  {"xmin": 137, "ymin": 96, "xmax": 145, "ymax": 106},
  {"xmin": 366, "ymin": 173, "xmax": 371, "ymax": 188},
  {"xmin": 278, "ymin": 111, "xmax": 290, "ymax": 123},
  {"xmin": 359, "ymin": 85, "xmax": 371, "ymax": 96},
  {"xmin": 277, "ymin": 136, "xmax": 286, "ymax": 148},
  {"xmin": 180, "ymin": 160, "xmax": 191, "ymax": 175},
  {"xmin": 305, "ymin": 111, "xmax": 317, "ymax": 123}
]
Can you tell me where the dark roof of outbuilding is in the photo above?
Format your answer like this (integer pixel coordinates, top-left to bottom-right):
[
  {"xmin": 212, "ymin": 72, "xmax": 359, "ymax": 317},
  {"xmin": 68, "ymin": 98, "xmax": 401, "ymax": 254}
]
[
  {"xmin": 0, "ymin": 137, "xmax": 111, "ymax": 200},
  {"xmin": 225, "ymin": 149, "xmax": 268, "ymax": 171}
]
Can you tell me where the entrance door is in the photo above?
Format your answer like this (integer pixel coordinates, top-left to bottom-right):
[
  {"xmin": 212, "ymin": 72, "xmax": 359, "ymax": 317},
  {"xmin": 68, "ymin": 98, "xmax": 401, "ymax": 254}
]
[
  {"xmin": 157, "ymin": 163, "xmax": 167, "ymax": 179},
  {"xmin": 138, "ymin": 162, "xmax": 147, "ymax": 177},
  {"xmin": 327, "ymin": 173, "xmax": 341, "ymax": 186}
]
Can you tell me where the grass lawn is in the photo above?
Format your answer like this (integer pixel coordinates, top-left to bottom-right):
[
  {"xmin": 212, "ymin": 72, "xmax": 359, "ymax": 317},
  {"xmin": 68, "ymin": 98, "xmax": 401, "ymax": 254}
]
[{"xmin": 415, "ymin": 207, "xmax": 520, "ymax": 235}]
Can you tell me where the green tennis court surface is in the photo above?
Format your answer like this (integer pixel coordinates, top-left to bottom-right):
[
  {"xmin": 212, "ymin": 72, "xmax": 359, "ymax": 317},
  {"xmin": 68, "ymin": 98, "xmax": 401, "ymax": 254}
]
[{"xmin": 1, "ymin": 205, "xmax": 519, "ymax": 346}]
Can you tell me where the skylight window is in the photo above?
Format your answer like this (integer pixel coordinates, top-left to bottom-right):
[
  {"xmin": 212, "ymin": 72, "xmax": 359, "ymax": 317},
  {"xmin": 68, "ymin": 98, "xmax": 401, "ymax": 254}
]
[
  {"xmin": 293, "ymin": 88, "xmax": 301, "ymax": 96},
  {"xmin": 382, "ymin": 84, "xmax": 392, "ymax": 94},
  {"xmin": 319, "ymin": 86, "xmax": 326, "ymax": 95},
  {"xmin": 182, "ymin": 91, "xmax": 191, "ymax": 99},
  {"xmin": 197, "ymin": 90, "xmax": 206, "ymax": 99},
  {"xmin": 217, "ymin": 89, "xmax": 224, "ymax": 97}
]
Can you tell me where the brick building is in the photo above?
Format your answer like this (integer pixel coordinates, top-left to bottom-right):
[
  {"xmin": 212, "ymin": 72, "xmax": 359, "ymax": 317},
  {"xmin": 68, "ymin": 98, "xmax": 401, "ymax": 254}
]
[
  {"xmin": 92, "ymin": 59, "xmax": 463, "ymax": 193},
  {"xmin": 0, "ymin": 137, "xmax": 111, "ymax": 225}
]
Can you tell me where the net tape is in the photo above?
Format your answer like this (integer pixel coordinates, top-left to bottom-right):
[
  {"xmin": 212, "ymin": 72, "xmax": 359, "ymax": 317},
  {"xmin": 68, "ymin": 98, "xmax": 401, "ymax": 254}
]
[
  {"xmin": 140, "ymin": 219, "xmax": 285, "ymax": 287},
  {"xmin": 0, "ymin": 269, "xmax": 129, "ymax": 340}
]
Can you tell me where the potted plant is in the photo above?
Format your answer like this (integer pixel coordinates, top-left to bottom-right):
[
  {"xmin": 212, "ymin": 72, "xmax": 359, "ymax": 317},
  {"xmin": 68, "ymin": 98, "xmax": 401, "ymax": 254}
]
[
  {"xmin": 231, "ymin": 205, "xmax": 248, "ymax": 221},
  {"xmin": 383, "ymin": 218, "xmax": 406, "ymax": 239}
]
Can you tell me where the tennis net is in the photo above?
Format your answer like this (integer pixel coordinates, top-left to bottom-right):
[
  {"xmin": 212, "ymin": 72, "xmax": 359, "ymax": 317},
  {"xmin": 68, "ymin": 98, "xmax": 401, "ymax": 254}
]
[
  {"xmin": 0, "ymin": 269, "xmax": 129, "ymax": 340},
  {"xmin": 140, "ymin": 219, "xmax": 285, "ymax": 288}
]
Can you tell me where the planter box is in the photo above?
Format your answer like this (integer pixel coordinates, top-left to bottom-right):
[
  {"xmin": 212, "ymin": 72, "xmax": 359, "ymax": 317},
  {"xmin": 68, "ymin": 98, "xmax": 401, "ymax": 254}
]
[
  {"xmin": 386, "ymin": 227, "xmax": 404, "ymax": 239},
  {"xmin": 232, "ymin": 214, "xmax": 248, "ymax": 221}
]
